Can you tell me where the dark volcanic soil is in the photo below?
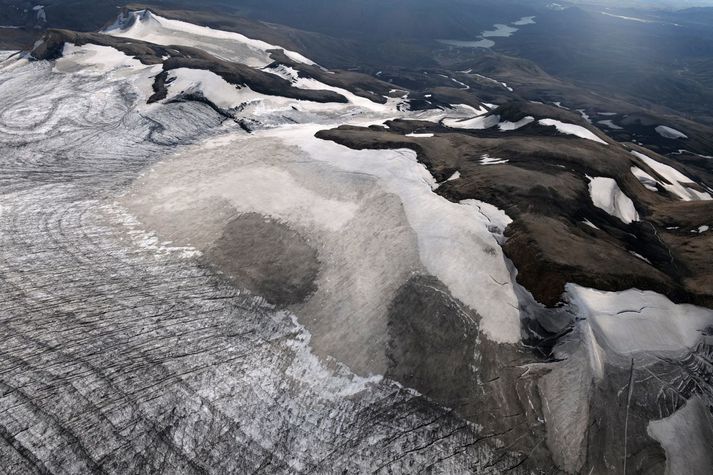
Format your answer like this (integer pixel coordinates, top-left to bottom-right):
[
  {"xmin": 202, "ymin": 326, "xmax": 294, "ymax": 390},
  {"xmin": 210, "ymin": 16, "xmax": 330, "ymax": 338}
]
[{"xmin": 315, "ymin": 108, "xmax": 713, "ymax": 308}]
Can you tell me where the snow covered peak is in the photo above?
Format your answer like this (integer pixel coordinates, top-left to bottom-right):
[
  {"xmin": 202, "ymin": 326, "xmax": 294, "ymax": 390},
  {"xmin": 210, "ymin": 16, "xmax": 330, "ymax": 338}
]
[{"xmin": 104, "ymin": 10, "xmax": 315, "ymax": 68}]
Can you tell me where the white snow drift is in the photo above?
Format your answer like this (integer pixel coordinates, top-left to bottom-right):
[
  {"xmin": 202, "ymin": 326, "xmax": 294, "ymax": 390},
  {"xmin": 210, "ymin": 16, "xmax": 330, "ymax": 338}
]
[
  {"xmin": 498, "ymin": 116, "xmax": 534, "ymax": 131},
  {"xmin": 539, "ymin": 119, "xmax": 608, "ymax": 145},
  {"xmin": 630, "ymin": 166, "xmax": 659, "ymax": 192},
  {"xmin": 443, "ymin": 114, "xmax": 533, "ymax": 132},
  {"xmin": 568, "ymin": 285, "xmax": 713, "ymax": 355},
  {"xmin": 655, "ymin": 125, "xmax": 688, "ymax": 140},
  {"xmin": 588, "ymin": 177, "xmax": 639, "ymax": 224},
  {"xmin": 480, "ymin": 154, "xmax": 509, "ymax": 165},
  {"xmin": 443, "ymin": 114, "xmax": 500, "ymax": 130},
  {"xmin": 631, "ymin": 151, "xmax": 711, "ymax": 201}
]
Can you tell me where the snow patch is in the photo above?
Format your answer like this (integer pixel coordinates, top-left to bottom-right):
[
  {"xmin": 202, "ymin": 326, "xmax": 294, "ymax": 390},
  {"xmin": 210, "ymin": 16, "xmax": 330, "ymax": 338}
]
[
  {"xmin": 576, "ymin": 109, "xmax": 591, "ymax": 123},
  {"xmin": 631, "ymin": 151, "xmax": 711, "ymax": 201},
  {"xmin": 629, "ymin": 251, "xmax": 651, "ymax": 264},
  {"xmin": 630, "ymin": 166, "xmax": 659, "ymax": 192},
  {"xmin": 434, "ymin": 171, "xmax": 461, "ymax": 190},
  {"xmin": 568, "ymin": 284, "xmax": 713, "ymax": 354},
  {"xmin": 655, "ymin": 125, "xmax": 688, "ymax": 140},
  {"xmin": 597, "ymin": 119, "xmax": 622, "ymax": 130},
  {"xmin": 480, "ymin": 154, "xmax": 509, "ymax": 165},
  {"xmin": 449, "ymin": 77, "xmax": 470, "ymax": 90},
  {"xmin": 166, "ymin": 68, "xmax": 249, "ymax": 109},
  {"xmin": 263, "ymin": 64, "xmax": 300, "ymax": 82},
  {"xmin": 582, "ymin": 219, "xmax": 599, "ymax": 230},
  {"xmin": 588, "ymin": 177, "xmax": 639, "ymax": 224},
  {"xmin": 58, "ymin": 43, "xmax": 148, "ymax": 74},
  {"xmin": 601, "ymin": 12, "xmax": 653, "ymax": 23},
  {"xmin": 34, "ymin": 5, "xmax": 47, "ymax": 23},
  {"xmin": 498, "ymin": 116, "xmax": 534, "ymax": 131},
  {"xmin": 460, "ymin": 199, "xmax": 513, "ymax": 244},
  {"xmin": 472, "ymin": 74, "xmax": 513, "ymax": 92},
  {"xmin": 452, "ymin": 103, "xmax": 489, "ymax": 116},
  {"xmin": 445, "ymin": 171, "xmax": 461, "ymax": 182},
  {"xmin": 443, "ymin": 114, "xmax": 499, "ymax": 130},
  {"xmin": 648, "ymin": 397, "xmax": 713, "ymax": 475},
  {"xmin": 54, "ymin": 43, "xmax": 161, "ymax": 101},
  {"xmin": 539, "ymin": 119, "xmax": 608, "ymax": 145}
]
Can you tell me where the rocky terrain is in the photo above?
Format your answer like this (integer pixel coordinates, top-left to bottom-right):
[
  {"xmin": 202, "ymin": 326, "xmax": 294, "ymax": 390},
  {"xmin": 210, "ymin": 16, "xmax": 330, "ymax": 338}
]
[{"xmin": 1, "ymin": 4, "xmax": 712, "ymax": 475}]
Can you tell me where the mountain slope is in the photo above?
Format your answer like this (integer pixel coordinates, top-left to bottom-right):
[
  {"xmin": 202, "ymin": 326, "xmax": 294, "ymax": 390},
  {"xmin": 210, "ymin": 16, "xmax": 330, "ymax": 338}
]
[{"xmin": 0, "ymin": 7, "xmax": 712, "ymax": 475}]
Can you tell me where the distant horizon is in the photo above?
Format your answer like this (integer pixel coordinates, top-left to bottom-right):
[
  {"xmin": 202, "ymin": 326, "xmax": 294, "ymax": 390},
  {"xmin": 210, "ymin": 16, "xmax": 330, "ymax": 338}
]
[{"xmin": 568, "ymin": 0, "xmax": 713, "ymax": 9}]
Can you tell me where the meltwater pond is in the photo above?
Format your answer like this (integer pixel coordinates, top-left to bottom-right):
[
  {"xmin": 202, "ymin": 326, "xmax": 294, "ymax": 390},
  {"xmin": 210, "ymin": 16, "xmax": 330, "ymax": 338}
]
[{"xmin": 438, "ymin": 16, "xmax": 536, "ymax": 49}]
